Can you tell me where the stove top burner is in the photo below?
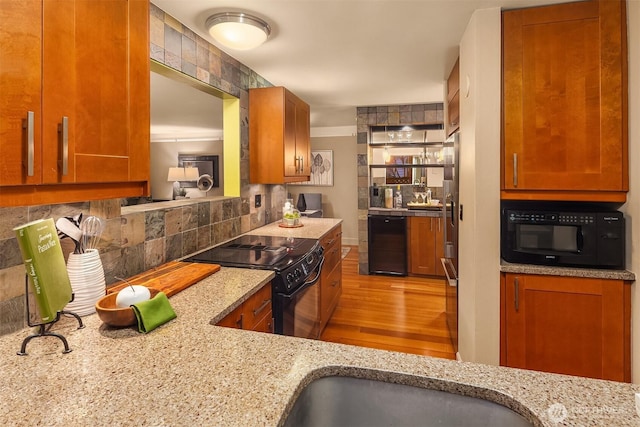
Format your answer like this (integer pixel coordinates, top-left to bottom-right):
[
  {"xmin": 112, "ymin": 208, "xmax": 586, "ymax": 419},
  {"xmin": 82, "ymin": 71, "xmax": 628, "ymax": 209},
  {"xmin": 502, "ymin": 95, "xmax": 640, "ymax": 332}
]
[{"xmin": 184, "ymin": 235, "xmax": 318, "ymax": 270}]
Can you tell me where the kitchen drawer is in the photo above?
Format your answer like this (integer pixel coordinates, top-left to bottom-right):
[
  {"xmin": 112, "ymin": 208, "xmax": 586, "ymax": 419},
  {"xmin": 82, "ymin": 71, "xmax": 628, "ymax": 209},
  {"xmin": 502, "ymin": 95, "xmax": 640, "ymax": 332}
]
[
  {"xmin": 323, "ymin": 238, "xmax": 342, "ymax": 273},
  {"xmin": 251, "ymin": 313, "xmax": 273, "ymax": 333},
  {"xmin": 242, "ymin": 283, "xmax": 273, "ymax": 330},
  {"xmin": 216, "ymin": 282, "xmax": 272, "ymax": 332},
  {"xmin": 320, "ymin": 225, "xmax": 342, "ymax": 251},
  {"xmin": 321, "ymin": 261, "xmax": 342, "ymax": 329}
]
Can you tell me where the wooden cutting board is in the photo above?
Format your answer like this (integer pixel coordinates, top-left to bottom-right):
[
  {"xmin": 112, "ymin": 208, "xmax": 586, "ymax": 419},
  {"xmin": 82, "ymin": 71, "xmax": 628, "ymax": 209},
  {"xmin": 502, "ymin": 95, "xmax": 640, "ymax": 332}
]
[{"xmin": 107, "ymin": 261, "xmax": 220, "ymax": 297}]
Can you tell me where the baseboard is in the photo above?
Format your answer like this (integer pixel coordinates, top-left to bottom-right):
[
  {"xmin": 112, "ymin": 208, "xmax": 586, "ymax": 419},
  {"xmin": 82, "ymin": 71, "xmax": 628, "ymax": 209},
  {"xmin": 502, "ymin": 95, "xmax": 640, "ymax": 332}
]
[{"xmin": 341, "ymin": 237, "xmax": 358, "ymax": 246}]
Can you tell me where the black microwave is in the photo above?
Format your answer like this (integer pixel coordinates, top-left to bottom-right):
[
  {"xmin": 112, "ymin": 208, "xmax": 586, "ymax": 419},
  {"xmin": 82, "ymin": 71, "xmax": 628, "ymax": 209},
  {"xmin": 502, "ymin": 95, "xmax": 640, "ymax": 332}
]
[{"xmin": 501, "ymin": 208, "xmax": 625, "ymax": 270}]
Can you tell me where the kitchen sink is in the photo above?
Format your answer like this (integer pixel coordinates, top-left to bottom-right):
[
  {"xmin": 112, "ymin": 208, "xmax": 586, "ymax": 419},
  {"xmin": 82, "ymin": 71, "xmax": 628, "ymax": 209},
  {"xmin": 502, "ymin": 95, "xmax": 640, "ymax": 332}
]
[{"xmin": 283, "ymin": 376, "xmax": 534, "ymax": 427}]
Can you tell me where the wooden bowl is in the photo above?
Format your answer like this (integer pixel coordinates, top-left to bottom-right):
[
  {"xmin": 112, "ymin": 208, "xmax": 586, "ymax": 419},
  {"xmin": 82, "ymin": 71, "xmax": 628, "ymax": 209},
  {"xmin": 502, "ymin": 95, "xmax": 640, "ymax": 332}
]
[{"xmin": 95, "ymin": 288, "xmax": 160, "ymax": 327}]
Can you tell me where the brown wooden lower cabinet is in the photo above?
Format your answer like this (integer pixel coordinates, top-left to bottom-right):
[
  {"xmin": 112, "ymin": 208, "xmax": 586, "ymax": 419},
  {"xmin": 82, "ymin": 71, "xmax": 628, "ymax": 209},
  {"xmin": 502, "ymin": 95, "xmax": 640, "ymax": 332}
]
[
  {"xmin": 500, "ymin": 273, "xmax": 631, "ymax": 382},
  {"xmin": 216, "ymin": 282, "xmax": 273, "ymax": 333},
  {"xmin": 407, "ymin": 216, "xmax": 444, "ymax": 277},
  {"xmin": 319, "ymin": 224, "xmax": 342, "ymax": 333}
]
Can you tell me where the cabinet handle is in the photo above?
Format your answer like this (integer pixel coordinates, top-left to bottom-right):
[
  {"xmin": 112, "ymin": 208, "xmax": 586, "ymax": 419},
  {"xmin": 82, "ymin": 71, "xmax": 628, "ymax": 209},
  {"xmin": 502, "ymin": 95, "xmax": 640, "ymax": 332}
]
[
  {"xmin": 513, "ymin": 153, "xmax": 518, "ymax": 187},
  {"xmin": 300, "ymin": 155, "xmax": 304, "ymax": 173},
  {"xmin": 23, "ymin": 111, "xmax": 35, "ymax": 177},
  {"xmin": 236, "ymin": 313, "xmax": 244, "ymax": 329},
  {"xmin": 331, "ymin": 280, "xmax": 339, "ymax": 287},
  {"xmin": 253, "ymin": 299, "xmax": 271, "ymax": 317},
  {"xmin": 514, "ymin": 277, "xmax": 520, "ymax": 312},
  {"xmin": 58, "ymin": 117, "xmax": 69, "ymax": 176}
]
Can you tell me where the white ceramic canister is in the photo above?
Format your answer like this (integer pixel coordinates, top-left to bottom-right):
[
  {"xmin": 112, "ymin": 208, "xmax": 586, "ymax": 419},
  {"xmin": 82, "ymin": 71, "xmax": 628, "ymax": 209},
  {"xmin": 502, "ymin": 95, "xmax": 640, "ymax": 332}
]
[{"xmin": 64, "ymin": 249, "xmax": 106, "ymax": 316}]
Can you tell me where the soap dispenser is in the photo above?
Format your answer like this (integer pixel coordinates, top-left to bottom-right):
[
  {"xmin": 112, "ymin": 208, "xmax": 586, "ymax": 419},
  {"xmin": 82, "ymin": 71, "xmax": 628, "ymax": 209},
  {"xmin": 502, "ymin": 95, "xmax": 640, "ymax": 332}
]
[{"xmin": 394, "ymin": 185, "xmax": 403, "ymax": 209}]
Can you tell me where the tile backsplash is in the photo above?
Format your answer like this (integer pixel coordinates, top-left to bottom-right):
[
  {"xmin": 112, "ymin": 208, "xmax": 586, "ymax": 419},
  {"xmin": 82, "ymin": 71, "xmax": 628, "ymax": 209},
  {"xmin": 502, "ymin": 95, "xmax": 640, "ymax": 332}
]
[{"xmin": 0, "ymin": 197, "xmax": 245, "ymax": 336}]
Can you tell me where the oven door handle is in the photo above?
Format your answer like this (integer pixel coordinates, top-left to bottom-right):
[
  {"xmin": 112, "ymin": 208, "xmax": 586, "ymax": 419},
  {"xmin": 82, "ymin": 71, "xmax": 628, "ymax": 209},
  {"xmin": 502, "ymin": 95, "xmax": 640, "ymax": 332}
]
[{"xmin": 280, "ymin": 257, "xmax": 325, "ymax": 300}]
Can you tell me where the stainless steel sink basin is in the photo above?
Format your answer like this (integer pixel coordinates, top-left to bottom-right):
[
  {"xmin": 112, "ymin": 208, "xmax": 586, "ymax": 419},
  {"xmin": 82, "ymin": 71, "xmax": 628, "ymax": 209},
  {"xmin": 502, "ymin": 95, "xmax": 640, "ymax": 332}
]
[{"xmin": 283, "ymin": 376, "xmax": 534, "ymax": 427}]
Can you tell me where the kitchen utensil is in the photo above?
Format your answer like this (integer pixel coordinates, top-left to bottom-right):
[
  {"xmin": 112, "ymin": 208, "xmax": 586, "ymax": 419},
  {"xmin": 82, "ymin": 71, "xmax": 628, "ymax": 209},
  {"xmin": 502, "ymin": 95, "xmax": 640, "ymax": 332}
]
[
  {"xmin": 55, "ymin": 217, "xmax": 83, "ymax": 253},
  {"xmin": 81, "ymin": 216, "xmax": 103, "ymax": 252}
]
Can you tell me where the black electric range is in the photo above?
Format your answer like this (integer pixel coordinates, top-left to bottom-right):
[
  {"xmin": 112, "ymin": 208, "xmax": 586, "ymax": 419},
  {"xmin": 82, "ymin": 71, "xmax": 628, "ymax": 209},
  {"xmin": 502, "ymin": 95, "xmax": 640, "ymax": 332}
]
[
  {"xmin": 185, "ymin": 234, "xmax": 325, "ymax": 338},
  {"xmin": 184, "ymin": 235, "xmax": 323, "ymax": 293}
]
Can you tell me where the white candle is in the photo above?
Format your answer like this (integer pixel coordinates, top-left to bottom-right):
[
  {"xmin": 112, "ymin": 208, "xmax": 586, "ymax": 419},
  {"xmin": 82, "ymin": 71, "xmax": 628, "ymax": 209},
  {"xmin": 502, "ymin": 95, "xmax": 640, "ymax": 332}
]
[{"xmin": 115, "ymin": 285, "xmax": 151, "ymax": 308}]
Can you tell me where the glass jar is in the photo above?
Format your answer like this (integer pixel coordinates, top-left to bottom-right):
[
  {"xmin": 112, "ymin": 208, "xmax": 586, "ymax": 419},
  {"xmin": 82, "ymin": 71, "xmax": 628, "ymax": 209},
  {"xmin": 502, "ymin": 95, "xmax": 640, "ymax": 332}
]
[{"xmin": 283, "ymin": 199, "xmax": 300, "ymax": 226}]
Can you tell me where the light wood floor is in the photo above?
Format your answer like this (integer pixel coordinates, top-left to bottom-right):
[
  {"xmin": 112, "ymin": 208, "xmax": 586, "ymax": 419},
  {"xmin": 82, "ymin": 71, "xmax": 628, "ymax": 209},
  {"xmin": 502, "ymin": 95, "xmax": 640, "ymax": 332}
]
[{"xmin": 320, "ymin": 246, "xmax": 456, "ymax": 360}]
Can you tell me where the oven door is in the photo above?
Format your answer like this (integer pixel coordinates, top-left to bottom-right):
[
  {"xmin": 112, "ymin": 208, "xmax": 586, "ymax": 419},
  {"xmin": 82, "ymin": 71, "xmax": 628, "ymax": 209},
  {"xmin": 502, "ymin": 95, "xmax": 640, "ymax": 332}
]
[
  {"xmin": 275, "ymin": 257, "xmax": 325, "ymax": 339},
  {"xmin": 503, "ymin": 220, "xmax": 598, "ymax": 266}
]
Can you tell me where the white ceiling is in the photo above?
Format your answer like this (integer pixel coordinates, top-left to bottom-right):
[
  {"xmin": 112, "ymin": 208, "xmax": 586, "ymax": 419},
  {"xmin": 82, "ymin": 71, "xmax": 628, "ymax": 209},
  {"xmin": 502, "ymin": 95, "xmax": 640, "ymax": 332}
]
[{"xmin": 151, "ymin": 0, "xmax": 568, "ymax": 134}]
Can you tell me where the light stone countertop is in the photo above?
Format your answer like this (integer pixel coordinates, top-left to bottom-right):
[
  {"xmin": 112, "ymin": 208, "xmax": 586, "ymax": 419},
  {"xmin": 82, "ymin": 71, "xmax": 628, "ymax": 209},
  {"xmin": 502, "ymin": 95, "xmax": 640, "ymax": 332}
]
[
  {"xmin": 246, "ymin": 217, "xmax": 343, "ymax": 239},
  {"xmin": 369, "ymin": 207, "xmax": 443, "ymax": 217},
  {"xmin": 120, "ymin": 196, "xmax": 236, "ymax": 214},
  {"xmin": 1, "ymin": 219, "xmax": 639, "ymax": 426},
  {"xmin": 501, "ymin": 260, "xmax": 636, "ymax": 281}
]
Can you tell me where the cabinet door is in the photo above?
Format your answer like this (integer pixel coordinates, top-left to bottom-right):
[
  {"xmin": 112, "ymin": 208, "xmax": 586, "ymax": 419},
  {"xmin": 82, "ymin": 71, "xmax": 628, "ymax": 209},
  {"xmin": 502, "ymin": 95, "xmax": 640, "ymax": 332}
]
[
  {"xmin": 284, "ymin": 96, "xmax": 298, "ymax": 177},
  {"xmin": 216, "ymin": 305, "xmax": 244, "ymax": 329},
  {"xmin": 502, "ymin": 273, "xmax": 630, "ymax": 382},
  {"xmin": 295, "ymin": 99, "xmax": 311, "ymax": 176},
  {"xmin": 446, "ymin": 58, "xmax": 460, "ymax": 136},
  {"xmin": 242, "ymin": 283, "xmax": 272, "ymax": 331},
  {"xmin": 502, "ymin": 0, "xmax": 626, "ymax": 197},
  {"xmin": 0, "ymin": 0, "xmax": 149, "ymax": 205},
  {"xmin": 249, "ymin": 87, "xmax": 310, "ymax": 184},
  {"xmin": 43, "ymin": 0, "xmax": 148, "ymax": 184},
  {"xmin": 320, "ymin": 260, "xmax": 342, "ymax": 332},
  {"xmin": 319, "ymin": 225, "xmax": 342, "ymax": 332},
  {"xmin": 434, "ymin": 217, "xmax": 445, "ymax": 277},
  {"xmin": 0, "ymin": 0, "xmax": 43, "ymax": 186},
  {"xmin": 283, "ymin": 93, "xmax": 310, "ymax": 178},
  {"xmin": 408, "ymin": 217, "xmax": 437, "ymax": 275}
]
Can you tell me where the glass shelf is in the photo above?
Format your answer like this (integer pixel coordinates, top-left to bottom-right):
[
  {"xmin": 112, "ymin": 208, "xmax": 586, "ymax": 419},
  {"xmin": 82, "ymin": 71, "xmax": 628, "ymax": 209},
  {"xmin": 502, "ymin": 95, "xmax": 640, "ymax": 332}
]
[{"xmin": 368, "ymin": 125, "xmax": 445, "ymax": 187}]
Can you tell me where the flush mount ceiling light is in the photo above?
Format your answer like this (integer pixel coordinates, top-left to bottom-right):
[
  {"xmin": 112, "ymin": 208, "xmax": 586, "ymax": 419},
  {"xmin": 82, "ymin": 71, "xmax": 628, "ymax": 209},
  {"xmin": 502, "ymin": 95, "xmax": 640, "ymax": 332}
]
[{"xmin": 205, "ymin": 12, "xmax": 271, "ymax": 51}]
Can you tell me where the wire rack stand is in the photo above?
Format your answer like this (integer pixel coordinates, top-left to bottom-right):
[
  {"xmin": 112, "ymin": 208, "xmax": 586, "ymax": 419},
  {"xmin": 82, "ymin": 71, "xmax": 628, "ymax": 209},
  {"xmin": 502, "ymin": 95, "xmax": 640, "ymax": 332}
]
[{"xmin": 17, "ymin": 275, "xmax": 85, "ymax": 356}]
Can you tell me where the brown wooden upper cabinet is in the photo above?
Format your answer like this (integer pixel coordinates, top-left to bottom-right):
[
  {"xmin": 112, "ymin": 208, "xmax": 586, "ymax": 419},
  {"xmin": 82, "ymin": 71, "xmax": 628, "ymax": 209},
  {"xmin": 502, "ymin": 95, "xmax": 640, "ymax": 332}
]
[
  {"xmin": 446, "ymin": 58, "xmax": 460, "ymax": 137},
  {"xmin": 249, "ymin": 87, "xmax": 311, "ymax": 184},
  {"xmin": 0, "ymin": 0, "xmax": 150, "ymax": 207},
  {"xmin": 502, "ymin": 0, "xmax": 627, "ymax": 202}
]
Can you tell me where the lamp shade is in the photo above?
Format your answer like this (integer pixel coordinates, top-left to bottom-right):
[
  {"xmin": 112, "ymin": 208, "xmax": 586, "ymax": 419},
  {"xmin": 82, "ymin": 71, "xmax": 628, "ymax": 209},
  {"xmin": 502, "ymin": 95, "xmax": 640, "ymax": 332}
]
[
  {"xmin": 167, "ymin": 167, "xmax": 185, "ymax": 181},
  {"xmin": 184, "ymin": 167, "xmax": 200, "ymax": 181},
  {"xmin": 205, "ymin": 12, "xmax": 271, "ymax": 50}
]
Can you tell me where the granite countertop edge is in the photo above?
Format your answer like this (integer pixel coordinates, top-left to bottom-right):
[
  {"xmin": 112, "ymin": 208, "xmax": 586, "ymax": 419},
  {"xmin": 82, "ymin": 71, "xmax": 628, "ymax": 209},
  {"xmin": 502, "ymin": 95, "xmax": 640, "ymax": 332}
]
[
  {"xmin": 1, "ymin": 218, "xmax": 638, "ymax": 426},
  {"xmin": 500, "ymin": 260, "xmax": 636, "ymax": 281}
]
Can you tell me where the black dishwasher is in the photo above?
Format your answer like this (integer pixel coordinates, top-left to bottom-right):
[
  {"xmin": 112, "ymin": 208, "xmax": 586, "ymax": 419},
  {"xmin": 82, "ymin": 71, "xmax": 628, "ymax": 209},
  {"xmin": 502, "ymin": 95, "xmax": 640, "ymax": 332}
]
[{"xmin": 368, "ymin": 215, "xmax": 407, "ymax": 275}]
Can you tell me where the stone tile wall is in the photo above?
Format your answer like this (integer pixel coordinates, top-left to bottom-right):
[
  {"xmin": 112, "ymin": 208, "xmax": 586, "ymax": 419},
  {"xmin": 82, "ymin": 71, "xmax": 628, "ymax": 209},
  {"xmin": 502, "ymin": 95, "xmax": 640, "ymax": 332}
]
[
  {"xmin": 0, "ymin": 197, "xmax": 244, "ymax": 335},
  {"xmin": 356, "ymin": 103, "xmax": 444, "ymax": 274}
]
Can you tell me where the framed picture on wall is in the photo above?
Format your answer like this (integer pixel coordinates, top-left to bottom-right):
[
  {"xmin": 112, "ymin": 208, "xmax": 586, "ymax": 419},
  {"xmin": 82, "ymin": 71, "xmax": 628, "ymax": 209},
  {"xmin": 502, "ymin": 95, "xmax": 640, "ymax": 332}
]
[
  {"xmin": 178, "ymin": 154, "xmax": 219, "ymax": 188},
  {"xmin": 294, "ymin": 150, "xmax": 333, "ymax": 186}
]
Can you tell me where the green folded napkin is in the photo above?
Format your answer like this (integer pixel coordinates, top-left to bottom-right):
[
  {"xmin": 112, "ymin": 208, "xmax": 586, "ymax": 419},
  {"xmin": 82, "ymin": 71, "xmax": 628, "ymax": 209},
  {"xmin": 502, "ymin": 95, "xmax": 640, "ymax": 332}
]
[{"xmin": 131, "ymin": 292, "xmax": 176, "ymax": 333}]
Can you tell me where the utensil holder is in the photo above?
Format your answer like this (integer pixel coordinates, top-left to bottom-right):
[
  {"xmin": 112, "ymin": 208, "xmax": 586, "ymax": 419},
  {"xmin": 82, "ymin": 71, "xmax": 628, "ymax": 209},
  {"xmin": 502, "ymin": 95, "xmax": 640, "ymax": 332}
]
[{"xmin": 65, "ymin": 249, "xmax": 106, "ymax": 316}]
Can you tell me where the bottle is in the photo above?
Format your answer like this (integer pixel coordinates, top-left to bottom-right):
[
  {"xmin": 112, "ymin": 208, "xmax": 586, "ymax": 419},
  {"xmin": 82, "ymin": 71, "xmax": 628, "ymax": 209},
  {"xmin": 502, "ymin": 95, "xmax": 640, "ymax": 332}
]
[
  {"xmin": 426, "ymin": 188, "xmax": 432, "ymax": 205},
  {"xmin": 296, "ymin": 193, "xmax": 307, "ymax": 212},
  {"xmin": 384, "ymin": 188, "xmax": 393, "ymax": 208},
  {"xmin": 394, "ymin": 185, "xmax": 403, "ymax": 209}
]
